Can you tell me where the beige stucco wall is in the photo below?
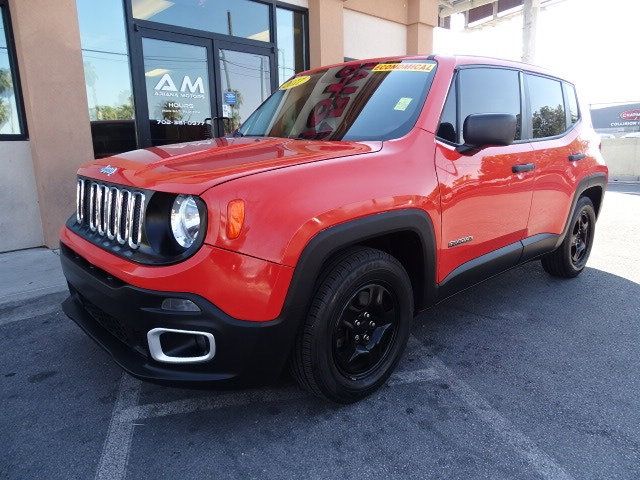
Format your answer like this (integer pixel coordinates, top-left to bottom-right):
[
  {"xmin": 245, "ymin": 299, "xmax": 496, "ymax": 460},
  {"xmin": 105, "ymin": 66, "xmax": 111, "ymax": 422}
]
[
  {"xmin": 344, "ymin": 9, "xmax": 407, "ymax": 59},
  {"xmin": 310, "ymin": 0, "xmax": 437, "ymax": 67},
  {"xmin": 9, "ymin": 0, "xmax": 94, "ymax": 249},
  {"xmin": 282, "ymin": 0, "xmax": 309, "ymax": 7},
  {"xmin": 0, "ymin": 141, "xmax": 44, "ymax": 251},
  {"xmin": 601, "ymin": 138, "xmax": 640, "ymax": 181}
]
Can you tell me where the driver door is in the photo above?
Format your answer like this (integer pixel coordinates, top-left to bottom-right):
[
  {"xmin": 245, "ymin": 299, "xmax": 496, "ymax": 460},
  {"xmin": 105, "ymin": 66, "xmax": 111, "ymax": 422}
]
[{"xmin": 435, "ymin": 67, "xmax": 537, "ymax": 285}]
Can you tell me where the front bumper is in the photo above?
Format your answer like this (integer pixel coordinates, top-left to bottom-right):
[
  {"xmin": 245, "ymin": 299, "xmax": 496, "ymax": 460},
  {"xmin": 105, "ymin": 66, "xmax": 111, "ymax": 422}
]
[{"xmin": 60, "ymin": 244, "xmax": 299, "ymax": 387}]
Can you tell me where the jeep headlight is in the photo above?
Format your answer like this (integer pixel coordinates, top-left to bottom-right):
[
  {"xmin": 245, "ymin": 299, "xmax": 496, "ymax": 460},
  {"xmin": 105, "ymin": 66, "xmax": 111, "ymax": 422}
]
[{"xmin": 170, "ymin": 195, "xmax": 201, "ymax": 248}]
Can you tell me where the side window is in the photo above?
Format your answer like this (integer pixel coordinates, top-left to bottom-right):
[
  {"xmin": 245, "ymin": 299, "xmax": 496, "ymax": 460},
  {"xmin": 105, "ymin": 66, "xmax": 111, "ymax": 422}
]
[
  {"xmin": 459, "ymin": 68, "xmax": 521, "ymax": 143},
  {"xmin": 564, "ymin": 82, "xmax": 580, "ymax": 125},
  {"xmin": 526, "ymin": 74, "xmax": 566, "ymax": 138},
  {"xmin": 437, "ymin": 80, "xmax": 457, "ymax": 143}
]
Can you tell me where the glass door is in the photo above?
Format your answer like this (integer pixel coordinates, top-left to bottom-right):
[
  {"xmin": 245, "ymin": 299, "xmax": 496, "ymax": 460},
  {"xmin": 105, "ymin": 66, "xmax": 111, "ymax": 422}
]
[
  {"xmin": 214, "ymin": 40, "xmax": 275, "ymax": 136},
  {"xmin": 137, "ymin": 30, "xmax": 216, "ymax": 147},
  {"xmin": 133, "ymin": 29, "xmax": 276, "ymax": 146}
]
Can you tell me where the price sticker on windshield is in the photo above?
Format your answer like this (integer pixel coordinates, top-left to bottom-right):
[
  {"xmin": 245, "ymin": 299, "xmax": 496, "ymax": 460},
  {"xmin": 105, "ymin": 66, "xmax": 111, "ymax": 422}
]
[
  {"xmin": 372, "ymin": 63, "xmax": 435, "ymax": 73},
  {"xmin": 280, "ymin": 75, "xmax": 311, "ymax": 90},
  {"xmin": 394, "ymin": 97, "xmax": 413, "ymax": 111}
]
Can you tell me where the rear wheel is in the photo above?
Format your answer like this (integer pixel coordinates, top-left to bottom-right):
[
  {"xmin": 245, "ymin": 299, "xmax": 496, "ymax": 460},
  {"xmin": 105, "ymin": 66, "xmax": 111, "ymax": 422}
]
[
  {"xmin": 541, "ymin": 196, "xmax": 596, "ymax": 278},
  {"xmin": 291, "ymin": 247, "xmax": 413, "ymax": 403}
]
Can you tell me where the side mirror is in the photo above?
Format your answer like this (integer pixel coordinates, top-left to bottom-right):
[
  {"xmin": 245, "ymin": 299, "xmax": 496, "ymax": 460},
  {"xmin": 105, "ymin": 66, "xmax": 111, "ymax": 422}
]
[{"xmin": 460, "ymin": 113, "xmax": 517, "ymax": 151}]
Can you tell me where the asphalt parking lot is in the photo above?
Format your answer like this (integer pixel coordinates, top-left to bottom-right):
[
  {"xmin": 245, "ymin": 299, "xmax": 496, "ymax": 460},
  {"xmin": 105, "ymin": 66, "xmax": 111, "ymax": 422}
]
[{"xmin": 2, "ymin": 182, "xmax": 640, "ymax": 480}]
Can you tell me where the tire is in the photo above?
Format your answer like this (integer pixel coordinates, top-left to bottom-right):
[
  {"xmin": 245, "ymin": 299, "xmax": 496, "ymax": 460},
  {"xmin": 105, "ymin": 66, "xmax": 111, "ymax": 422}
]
[
  {"xmin": 541, "ymin": 196, "xmax": 596, "ymax": 278},
  {"xmin": 291, "ymin": 247, "xmax": 414, "ymax": 403}
]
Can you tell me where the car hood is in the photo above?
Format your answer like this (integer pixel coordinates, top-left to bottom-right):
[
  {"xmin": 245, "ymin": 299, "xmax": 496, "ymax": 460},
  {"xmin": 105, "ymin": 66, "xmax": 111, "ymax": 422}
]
[{"xmin": 78, "ymin": 137, "xmax": 382, "ymax": 194}]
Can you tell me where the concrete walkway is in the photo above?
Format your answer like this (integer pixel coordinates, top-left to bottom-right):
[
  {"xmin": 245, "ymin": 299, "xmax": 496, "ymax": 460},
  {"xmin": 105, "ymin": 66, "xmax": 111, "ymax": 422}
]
[{"xmin": 0, "ymin": 247, "xmax": 67, "ymax": 305}]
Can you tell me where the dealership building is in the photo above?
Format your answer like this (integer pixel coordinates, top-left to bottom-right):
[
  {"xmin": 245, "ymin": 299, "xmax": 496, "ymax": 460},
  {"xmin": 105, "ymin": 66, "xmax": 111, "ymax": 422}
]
[{"xmin": 0, "ymin": 0, "xmax": 440, "ymax": 252}]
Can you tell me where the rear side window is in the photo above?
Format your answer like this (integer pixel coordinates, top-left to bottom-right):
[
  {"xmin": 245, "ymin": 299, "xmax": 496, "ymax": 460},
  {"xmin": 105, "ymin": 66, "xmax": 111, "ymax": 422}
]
[
  {"xmin": 459, "ymin": 68, "xmax": 522, "ymax": 143},
  {"xmin": 526, "ymin": 74, "xmax": 566, "ymax": 138},
  {"xmin": 564, "ymin": 82, "xmax": 580, "ymax": 125}
]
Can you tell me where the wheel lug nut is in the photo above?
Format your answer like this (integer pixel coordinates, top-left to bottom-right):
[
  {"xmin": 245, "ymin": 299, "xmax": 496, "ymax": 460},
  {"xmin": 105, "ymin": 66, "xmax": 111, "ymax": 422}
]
[
  {"xmin": 363, "ymin": 335, "xmax": 370, "ymax": 341},
  {"xmin": 364, "ymin": 312, "xmax": 371, "ymax": 319},
  {"xmin": 354, "ymin": 335, "xmax": 360, "ymax": 341},
  {"xmin": 369, "ymin": 321, "xmax": 376, "ymax": 328},
  {"xmin": 355, "ymin": 321, "xmax": 361, "ymax": 327}
]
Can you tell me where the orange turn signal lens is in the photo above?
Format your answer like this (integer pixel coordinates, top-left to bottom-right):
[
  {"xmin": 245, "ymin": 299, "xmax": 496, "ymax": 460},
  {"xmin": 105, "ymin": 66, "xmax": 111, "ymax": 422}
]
[{"xmin": 226, "ymin": 199, "xmax": 245, "ymax": 239}]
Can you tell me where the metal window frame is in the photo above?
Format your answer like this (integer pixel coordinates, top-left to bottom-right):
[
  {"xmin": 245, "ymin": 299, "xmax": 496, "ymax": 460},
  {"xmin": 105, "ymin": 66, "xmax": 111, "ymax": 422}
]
[
  {"xmin": 0, "ymin": 0, "xmax": 28, "ymax": 141},
  {"xmin": 121, "ymin": 0, "xmax": 309, "ymax": 148}
]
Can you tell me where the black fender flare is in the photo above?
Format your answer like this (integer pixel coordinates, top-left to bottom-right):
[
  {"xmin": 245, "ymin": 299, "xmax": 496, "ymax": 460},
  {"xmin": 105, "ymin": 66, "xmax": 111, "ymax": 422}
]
[
  {"xmin": 280, "ymin": 209, "xmax": 438, "ymax": 322},
  {"xmin": 555, "ymin": 172, "xmax": 607, "ymax": 249}
]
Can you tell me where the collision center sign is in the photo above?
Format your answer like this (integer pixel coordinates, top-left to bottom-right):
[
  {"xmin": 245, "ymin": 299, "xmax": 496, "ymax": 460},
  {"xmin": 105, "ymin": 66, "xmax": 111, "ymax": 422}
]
[{"xmin": 591, "ymin": 103, "xmax": 640, "ymax": 130}]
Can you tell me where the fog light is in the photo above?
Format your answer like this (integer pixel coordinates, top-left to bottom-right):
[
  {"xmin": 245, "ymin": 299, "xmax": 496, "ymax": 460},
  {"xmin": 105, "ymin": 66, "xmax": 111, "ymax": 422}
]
[{"xmin": 161, "ymin": 298, "xmax": 201, "ymax": 312}]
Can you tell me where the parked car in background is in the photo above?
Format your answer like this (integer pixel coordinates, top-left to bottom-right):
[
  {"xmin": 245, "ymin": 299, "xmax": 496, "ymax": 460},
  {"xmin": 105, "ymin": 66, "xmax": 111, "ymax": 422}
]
[{"xmin": 60, "ymin": 55, "xmax": 607, "ymax": 403}]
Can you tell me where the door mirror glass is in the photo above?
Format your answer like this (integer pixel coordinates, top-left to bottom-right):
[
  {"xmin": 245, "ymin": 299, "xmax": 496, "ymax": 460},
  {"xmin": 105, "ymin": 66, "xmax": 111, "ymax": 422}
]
[{"xmin": 462, "ymin": 113, "xmax": 517, "ymax": 149}]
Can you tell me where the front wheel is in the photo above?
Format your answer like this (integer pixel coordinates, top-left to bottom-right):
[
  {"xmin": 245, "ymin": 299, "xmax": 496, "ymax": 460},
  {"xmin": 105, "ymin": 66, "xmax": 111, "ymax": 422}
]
[
  {"xmin": 291, "ymin": 247, "xmax": 413, "ymax": 403},
  {"xmin": 541, "ymin": 196, "xmax": 596, "ymax": 278}
]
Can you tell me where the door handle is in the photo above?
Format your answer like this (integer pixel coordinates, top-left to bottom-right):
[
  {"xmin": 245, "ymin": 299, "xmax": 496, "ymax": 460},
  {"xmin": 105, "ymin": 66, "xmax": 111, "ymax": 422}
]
[
  {"xmin": 512, "ymin": 163, "xmax": 535, "ymax": 173},
  {"xmin": 568, "ymin": 153, "xmax": 587, "ymax": 162}
]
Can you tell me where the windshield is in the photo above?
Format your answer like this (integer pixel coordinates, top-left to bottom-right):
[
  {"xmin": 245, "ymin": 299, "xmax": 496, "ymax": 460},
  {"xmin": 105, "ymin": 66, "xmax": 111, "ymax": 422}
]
[{"xmin": 237, "ymin": 60, "xmax": 437, "ymax": 141}]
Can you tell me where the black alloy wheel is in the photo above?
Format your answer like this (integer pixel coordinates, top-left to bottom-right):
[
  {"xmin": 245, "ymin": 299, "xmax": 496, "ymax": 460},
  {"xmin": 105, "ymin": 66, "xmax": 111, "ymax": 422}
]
[
  {"xmin": 541, "ymin": 195, "xmax": 596, "ymax": 278},
  {"xmin": 570, "ymin": 210, "xmax": 591, "ymax": 269},
  {"xmin": 332, "ymin": 283, "xmax": 399, "ymax": 379},
  {"xmin": 291, "ymin": 247, "xmax": 413, "ymax": 403}
]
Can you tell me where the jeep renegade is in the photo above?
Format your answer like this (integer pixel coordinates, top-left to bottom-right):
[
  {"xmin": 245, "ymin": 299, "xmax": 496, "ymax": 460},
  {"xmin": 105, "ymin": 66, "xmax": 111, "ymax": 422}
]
[{"xmin": 60, "ymin": 55, "xmax": 608, "ymax": 403}]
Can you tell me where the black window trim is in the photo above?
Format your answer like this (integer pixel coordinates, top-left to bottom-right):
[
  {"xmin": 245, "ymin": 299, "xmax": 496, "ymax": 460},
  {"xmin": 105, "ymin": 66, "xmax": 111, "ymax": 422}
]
[
  {"xmin": 561, "ymin": 80, "xmax": 581, "ymax": 129},
  {"xmin": 524, "ymin": 71, "xmax": 580, "ymax": 142},
  {"xmin": 437, "ymin": 65, "xmax": 528, "ymax": 146},
  {"xmin": 434, "ymin": 70, "xmax": 458, "ymax": 146},
  {"xmin": 437, "ymin": 63, "xmax": 582, "ymax": 146},
  {"xmin": 0, "ymin": 0, "xmax": 28, "ymax": 141}
]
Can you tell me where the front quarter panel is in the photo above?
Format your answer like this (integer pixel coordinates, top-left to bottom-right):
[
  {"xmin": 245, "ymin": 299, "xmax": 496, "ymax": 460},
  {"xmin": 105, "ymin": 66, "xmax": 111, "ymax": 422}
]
[{"xmin": 201, "ymin": 129, "xmax": 442, "ymax": 268}]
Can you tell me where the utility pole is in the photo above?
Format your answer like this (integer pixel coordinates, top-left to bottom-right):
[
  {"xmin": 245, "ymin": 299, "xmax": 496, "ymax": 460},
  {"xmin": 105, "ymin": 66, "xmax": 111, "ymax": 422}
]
[{"xmin": 522, "ymin": 0, "xmax": 540, "ymax": 63}]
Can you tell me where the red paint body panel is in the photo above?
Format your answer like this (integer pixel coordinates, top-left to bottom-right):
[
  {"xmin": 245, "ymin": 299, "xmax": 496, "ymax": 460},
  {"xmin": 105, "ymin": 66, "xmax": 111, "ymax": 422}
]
[
  {"xmin": 60, "ymin": 227, "xmax": 293, "ymax": 322},
  {"xmin": 63, "ymin": 54, "xmax": 608, "ymax": 324},
  {"xmin": 77, "ymin": 137, "xmax": 381, "ymax": 195},
  {"xmin": 204, "ymin": 128, "xmax": 441, "ymax": 267},
  {"xmin": 434, "ymin": 139, "xmax": 537, "ymax": 281},
  {"xmin": 527, "ymin": 118, "xmax": 608, "ymax": 236}
]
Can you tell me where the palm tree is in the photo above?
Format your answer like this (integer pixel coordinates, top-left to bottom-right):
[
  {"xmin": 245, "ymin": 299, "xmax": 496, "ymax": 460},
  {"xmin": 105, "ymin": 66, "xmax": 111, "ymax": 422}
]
[{"xmin": 0, "ymin": 68, "xmax": 13, "ymax": 128}]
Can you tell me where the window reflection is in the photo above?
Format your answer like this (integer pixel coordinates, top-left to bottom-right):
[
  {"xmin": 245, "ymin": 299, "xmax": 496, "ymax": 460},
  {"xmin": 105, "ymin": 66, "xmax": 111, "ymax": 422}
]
[
  {"xmin": 132, "ymin": 0, "xmax": 271, "ymax": 42},
  {"xmin": 0, "ymin": 7, "xmax": 24, "ymax": 136},
  {"xmin": 219, "ymin": 49, "xmax": 271, "ymax": 134},
  {"xmin": 143, "ymin": 39, "xmax": 212, "ymax": 146},
  {"xmin": 459, "ymin": 68, "xmax": 522, "ymax": 143},
  {"xmin": 527, "ymin": 75, "xmax": 566, "ymax": 138},
  {"xmin": 276, "ymin": 8, "xmax": 306, "ymax": 84},
  {"xmin": 77, "ymin": 0, "xmax": 136, "ymax": 157}
]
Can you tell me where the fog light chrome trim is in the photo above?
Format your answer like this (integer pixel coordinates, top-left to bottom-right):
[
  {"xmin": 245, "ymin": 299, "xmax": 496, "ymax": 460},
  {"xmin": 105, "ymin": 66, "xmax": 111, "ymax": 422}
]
[{"xmin": 147, "ymin": 328, "xmax": 216, "ymax": 364}]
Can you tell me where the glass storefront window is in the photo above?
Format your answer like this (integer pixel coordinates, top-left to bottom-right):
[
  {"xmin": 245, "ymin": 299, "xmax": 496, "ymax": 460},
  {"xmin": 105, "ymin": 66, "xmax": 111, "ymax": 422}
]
[
  {"xmin": 0, "ymin": 6, "xmax": 25, "ymax": 137},
  {"xmin": 276, "ymin": 7, "xmax": 306, "ymax": 84},
  {"xmin": 77, "ymin": 0, "xmax": 137, "ymax": 157},
  {"xmin": 132, "ymin": 0, "xmax": 271, "ymax": 42},
  {"xmin": 219, "ymin": 49, "xmax": 271, "ymax": 135}
]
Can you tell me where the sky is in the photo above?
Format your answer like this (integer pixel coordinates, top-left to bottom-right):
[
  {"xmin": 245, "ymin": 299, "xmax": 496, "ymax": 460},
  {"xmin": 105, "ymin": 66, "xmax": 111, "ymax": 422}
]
[{"xmin": 433, "ymin": 0, "xmax": 639, "ymax": 106}]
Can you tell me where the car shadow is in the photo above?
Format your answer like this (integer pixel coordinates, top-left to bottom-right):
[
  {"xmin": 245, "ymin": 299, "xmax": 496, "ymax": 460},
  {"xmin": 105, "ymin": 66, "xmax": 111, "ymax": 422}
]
[{"xmin": 134, "ymin": 260, "xmax": 640, "ymax": 410}]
